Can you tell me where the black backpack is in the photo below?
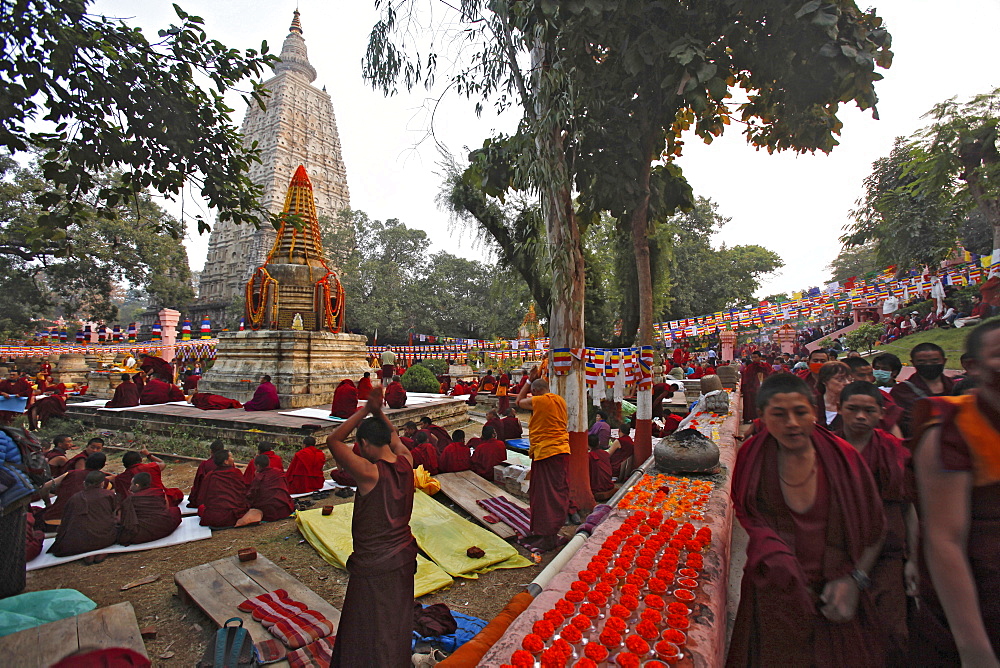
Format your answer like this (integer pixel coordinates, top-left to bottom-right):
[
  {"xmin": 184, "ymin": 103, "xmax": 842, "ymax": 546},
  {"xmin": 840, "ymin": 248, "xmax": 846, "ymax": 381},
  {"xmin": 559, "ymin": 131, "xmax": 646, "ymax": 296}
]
[{"xmin": 198, "ymin": 618, "xmax": 259, "ymax": 668}]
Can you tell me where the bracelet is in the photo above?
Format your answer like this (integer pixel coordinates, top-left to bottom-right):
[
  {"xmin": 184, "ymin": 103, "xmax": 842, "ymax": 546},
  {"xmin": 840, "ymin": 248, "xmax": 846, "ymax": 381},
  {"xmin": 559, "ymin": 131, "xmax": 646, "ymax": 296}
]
[{"xmin": 850, "ymin": 568, "xmax": 872, "ymax": 591}]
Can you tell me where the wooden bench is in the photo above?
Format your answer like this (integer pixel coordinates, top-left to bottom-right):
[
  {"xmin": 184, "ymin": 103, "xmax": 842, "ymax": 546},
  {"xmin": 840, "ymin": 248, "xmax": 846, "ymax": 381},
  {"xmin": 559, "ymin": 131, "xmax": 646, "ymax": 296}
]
[
  {"xmin": 0, "ymin": 602, "xmax": 147, "ymax": 667},
  {"xmin": 175, "ymin": 553, "xmax": 340, "ymax": 665},
  {"xmin": 435, "ymin": 470, "xmax": 530, "ymax": 540}
]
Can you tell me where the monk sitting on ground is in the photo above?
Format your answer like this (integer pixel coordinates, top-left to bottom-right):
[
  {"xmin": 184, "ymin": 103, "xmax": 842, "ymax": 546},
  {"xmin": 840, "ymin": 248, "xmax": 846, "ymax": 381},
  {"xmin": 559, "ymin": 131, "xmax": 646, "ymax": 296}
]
[
  {"xmin": 190, "ymin": 391, "xmax": 243, "ymax": 410},
  {"xmin": 198, "ymin": 450, "xmax": 250, "ymax": 528},
  {"xmin": 114, "ymin": 450, "xmax": 183, "ymax": 506},
  {"xmin": 139, "ymin": 373, "xmax": 185, "ymax": 405},
  {"xmin": 243, "ymin": 442, "xmax": 284, "ymax": 482},
  {"xmin": 246, "ymin": 455, "xmax": 295, "ymax": 522},
  {"xmin": 470, "ymin": 425, "xmax": 507, "ymax": 481},
  {"xmin": 243, "ymin": 375, "xmax": 280, "ymax": 411},
  {"xmin": 64, "ymin": 437, "xmax": 104, "ymax": 471},
  {"xmin": 408, "ymin": 431, "xmax": 438, "ymax": 475},
  {"xmin": 588, "ymin": 433, "xmax": 615, "ymax": 502},
  {"xmin": 106, "ymin": 373, "xmax": 140, "ymax": 408},
  {"xmin": 438, "ymin": 430, "xmax": 472, "ymax": 473},
  {"xmin": 484, "ymin": 410, "xmax": 505, "ymax": 445},
  {"xmin": 44, "ymin": 434, "xmax": 73, "ymax": 477},
  {"xmin": 357, "ymin": 372, "xmax": 373, "ymax": 401},
  {"xmin": 728, "ymin": 373, "xmax": 886, "ymax": 667},
  {"xmin": 324, "ymin": 386, "xmax": 417, "ymax": 667},
  {"xmin": 26, "ymin": 381, "xmax": 67, "ymax": 430},
  {"xmin": 384, "ymin": 375, "xmax": 407, "ymax": 409},
  {"xmin": 419, "ymin": 416, "xmax": 452, "ymax": 455},
  {"xmin": 49, "ymin": 471, "xmax": 119, "ymax": 562},
  {"xmin": 187, "ymin": 440, "xmax": 226, "ymax": 508},
  {"xmin": 286, "ymin": 436, "xmax": 327, "ymax": 494},
  {"xmin": 501, "ymin": 408, "xmax": 522, "ymax": 441},
  {"xmin": 41, "ymin": 452, "xmax": 110, "ymax": 523},
  {"xmin": 118, "ymin": 472, "xmax": 182, "ymax": 545},
  {"xmin": 330, "ymin": 379, "xmax": 359, "ymax": 418},
  {"xmin": 607, "ymin": 423, "xmax": 635, "ymax": 476}
]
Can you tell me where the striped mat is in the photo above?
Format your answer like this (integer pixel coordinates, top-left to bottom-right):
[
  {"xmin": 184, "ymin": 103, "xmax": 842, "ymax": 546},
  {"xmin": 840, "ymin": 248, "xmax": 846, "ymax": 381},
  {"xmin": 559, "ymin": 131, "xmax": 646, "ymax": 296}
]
[{"xmin": 476, "ymin": 496, "xmax": 531, "ymax": 538}]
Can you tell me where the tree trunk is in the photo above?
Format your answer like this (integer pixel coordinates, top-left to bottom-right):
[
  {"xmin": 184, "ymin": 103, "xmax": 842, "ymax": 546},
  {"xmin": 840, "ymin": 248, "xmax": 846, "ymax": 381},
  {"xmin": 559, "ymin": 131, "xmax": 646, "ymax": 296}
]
[
  {"xmin": 629, "ymin": 129, "xmax": 657, "ymax": 467},
  {"xmin": 532, "ymin": 43, "xmax": 595, "ymax": 514}
]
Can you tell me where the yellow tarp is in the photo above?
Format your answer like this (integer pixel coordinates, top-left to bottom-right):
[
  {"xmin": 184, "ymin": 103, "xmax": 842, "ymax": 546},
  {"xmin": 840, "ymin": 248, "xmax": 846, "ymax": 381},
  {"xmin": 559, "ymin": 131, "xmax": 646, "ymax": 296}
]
[
  {"xmin": 410, "ymin": 491, "xmax": 533, "ymax": 578},
  {"xmin": 296, "ymin": 506, "xmax": 453, "ymax": 598}
]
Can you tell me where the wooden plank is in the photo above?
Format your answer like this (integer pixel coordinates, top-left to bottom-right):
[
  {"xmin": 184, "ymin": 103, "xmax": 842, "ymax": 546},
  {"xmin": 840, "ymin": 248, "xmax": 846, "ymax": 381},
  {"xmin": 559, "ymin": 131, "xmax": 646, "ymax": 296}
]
[
  {"xmin": 174, "ymin": 563, "xmax": 265, "ymax": 642},
  {"xmin": 238, "ymin": 556, "xmax": 341, "ymax": 630},
  {"xmin": 211, "ymin": 558, "xmax": 269, "ymax": 599},
  {"xmin": 0, "ymin": 624, "xmax": 41, "ymax": 667},
  {"xmin": 455, "ymin": 470, "xmax": 530, "ymax": 510},
  {"xmin": 435, "ymin": 472, "xmax": 516, "ymax": 539},
  {"xmin": 34, "ymin": 614, "xmax": 80, "ymax": 667},
  {"xmin": 75, "ymin": 602, "xmax": 148, "ymax": 657}
]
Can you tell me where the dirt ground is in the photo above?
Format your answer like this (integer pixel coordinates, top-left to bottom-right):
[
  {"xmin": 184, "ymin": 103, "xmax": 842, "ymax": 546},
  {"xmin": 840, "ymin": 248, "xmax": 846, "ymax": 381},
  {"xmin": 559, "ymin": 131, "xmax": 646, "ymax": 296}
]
[{"xmin": 24, "ymin": 416, "xmax": 561, "ymax": 666}]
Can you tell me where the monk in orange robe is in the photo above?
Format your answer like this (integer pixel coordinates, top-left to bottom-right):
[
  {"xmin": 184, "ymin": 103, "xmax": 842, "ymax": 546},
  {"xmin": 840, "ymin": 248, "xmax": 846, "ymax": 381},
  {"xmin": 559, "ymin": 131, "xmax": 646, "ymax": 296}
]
[
  {"xmin": 438, "ymin": 430, "xmax": 472, "ymax": 473},
  {"xmin": 118, "ymin": 472, "xmax": 182, "ymax": 545},
  {"xmin": 106, "ymin": 374, "xmax": 140, "ymax": 408},
  {"xmin": 330, "ymin": 379, "xmax": 359, "ymax": 418},
  {"xmin": 187, "ymin": 440, "xmax": 226, "ymax": 508},
  {"xmin": 470, "ymin": 425, "xmax": 507, "ymax": 481},
  {"xmin": 198, "ymin": 450, "xmax": 250, "ymax": 528},
  {"xmin": 114, "ymin": 450, "xmax": 183, "ymax": 506},
  {"xmin": 246, "ymin": 455, "xmax": 295, "ymax": 521},
  {"xmin": 357, "ymin": 372, "xmax": 373, "ymax": 401},
  {"xmin": 242, "ymin": 443, "xmax": 284, "ymax": 482},
  {"xmin": 286, "ymin": 436, "xmax": 327, "ymax": 494},
  {"xmin": 384, "ymin": 377, "xmax": 407, "ymax": 409}
]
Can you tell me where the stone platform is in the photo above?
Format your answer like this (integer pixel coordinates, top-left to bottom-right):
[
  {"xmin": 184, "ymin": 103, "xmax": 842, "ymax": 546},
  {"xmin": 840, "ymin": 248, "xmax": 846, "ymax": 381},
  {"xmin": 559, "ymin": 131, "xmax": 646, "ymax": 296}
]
[
  {"xmin": 64, "ymin": 394, "xmax": 469, "ymax": 447},
  {"xmin": 198, "ymin": 330, "xmax": 372, "ymax": 409}
]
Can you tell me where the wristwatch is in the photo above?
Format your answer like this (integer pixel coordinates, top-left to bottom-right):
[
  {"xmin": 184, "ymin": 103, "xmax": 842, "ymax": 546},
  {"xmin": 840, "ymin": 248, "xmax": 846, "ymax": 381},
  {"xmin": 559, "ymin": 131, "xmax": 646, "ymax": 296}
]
[{"xmin": 850, "ymin": 568, "xmax": 872, "ymax": 591}]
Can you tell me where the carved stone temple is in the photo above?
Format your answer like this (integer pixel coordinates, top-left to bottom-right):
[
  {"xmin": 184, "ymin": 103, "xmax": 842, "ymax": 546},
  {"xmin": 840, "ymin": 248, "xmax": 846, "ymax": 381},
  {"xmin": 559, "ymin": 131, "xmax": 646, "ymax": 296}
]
[
  {"xmin": 197, "ymin": 166, "xmax": 370, "ymax": 408},
  {"xmin": 192, "ymin": 10, "xmax": 350, "ymax": 323}
]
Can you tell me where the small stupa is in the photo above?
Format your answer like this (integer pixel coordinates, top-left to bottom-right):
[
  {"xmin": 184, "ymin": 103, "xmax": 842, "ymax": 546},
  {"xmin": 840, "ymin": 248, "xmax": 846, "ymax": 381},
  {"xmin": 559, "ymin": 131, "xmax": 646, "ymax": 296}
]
[{"xmin": 198, "ymin": 166, "xmax": 370, "ymax": 408}]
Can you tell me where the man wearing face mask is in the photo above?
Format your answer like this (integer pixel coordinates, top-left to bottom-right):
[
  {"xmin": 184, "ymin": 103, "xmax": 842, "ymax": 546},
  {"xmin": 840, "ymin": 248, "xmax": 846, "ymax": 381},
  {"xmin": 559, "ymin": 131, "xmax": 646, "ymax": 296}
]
[
  {"xmin": 890, "ymin": 343, "xmax": 954, "ymax": 437},
  {"xmin": 843, "ymin": 357, "xmax": 904, "ymax": 438},
  {"xmin": 795, "ymin": 349, "xmax": 829, "ymax": 394},
  {"xmin": 872, "ymin": 353, "xmax": 902, "ymax": 388},
  {"xmin": 910, "ymin": 320, "xmax": 1000, "ymax": 665}
]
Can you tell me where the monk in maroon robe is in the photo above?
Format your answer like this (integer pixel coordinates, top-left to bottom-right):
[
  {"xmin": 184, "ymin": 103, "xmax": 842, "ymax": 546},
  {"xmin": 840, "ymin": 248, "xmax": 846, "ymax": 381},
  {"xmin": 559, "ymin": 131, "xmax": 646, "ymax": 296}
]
[
  {"xmin": 187, "ymin": 441, "xmax": 225, "ymax": 508},
  {"xmin": 190, "ymin": 391, "xmax": 242, "ymax": 410},
  {"xmin": 739, "ymin": 351, "xmax": 772, "ymax": 423},
  {"xmin": 501, "ymin": 409, "xmax": 522, "ymax": 441},
  {"xmin": 49, "ymin": 471, "xmax": 119, "ymax": 560},
  {"xmin": 114, "ymin": 450, "xmax": 183, "ymax": 506},
  {"xmin": 26, "ymin": 393, "xmax": 66, "ymax": 430},
  {"xmin": 198, "ymin": 450, "xmax": 250, "ymax": 528},
  {"xmin": 356, "ymin": 373, "xmax": 373, "ymax": 401},
  {"xmin": 330, "ymin": 379, "xmax": 359, "ymax": 418},
  {"xmin": 139, "ymin": 376, "xmax": 184, "ymax": 405},
  {"xmin": 408, "ymin": 432, "xmax": 438, "ymax": 475},
  {"xmin": 0, "ymin": 370, "xmax": 32, "ymax": 425},
  {"xmin": 244, "ymin": 375, "xmax": 280, "ymax": 411},
  {"xmin": 324, "ymin": 386, "xmax": 417, "ymax": 668},
  {"xmin": 44, "ymin": 434, "xmax": 74, "ymax": 477},
  {"xmin": 607, "ymin": 424, "xmax": 634, "ymax": 475},
  {"xmin": 384, "ymin": 377, "xmax": 407, "ymax": 409},
  {"xmin": 286, "ymin": 436, "xmax": 327, "ymax": 494},
  {"xmin": 242, "ymin": 443, "xmax": 284, "ymax": 482},
  {"xmin": 106, "ymin": 374, "xmax": 140, "ymax": 408},
  {"xmin": 484, "ymin": 410, "xmax": 505, "ymax": 446},
  {"xmin": 43, "ymin": 452, "xmax": 109, "ymax": 522},
  {"xmin": 495, "ymin": 372, "xmax": 511, "ymax": 413},
  {"xmin": 118, "ymin": 473, "xmax": 182, "ymax": 545},
  {"xmin": 438, "ymin": 430, "xmax": 472, "ymax": 473},
  {"xmin": 63, "ymin": 437, "xmax": 104, "ymax": 472},
  {"xmin": 139, "ymin": 354, "xmax": 173, "ymax": 381},
  {"xmin": 728, "ymin": 373, "xmax": 886, "ymax": 668},
  {"xmin": 25, "ymin": 512, "xmax": 44, "ymax": 562},
  {"xmin": 470, "ymin": 425, "xmax": 507, "ymax": 481},
  {"xmin": 419, "ymin": 417, "xmax": 452, "ymax": 455},
  {"xmin": 836, "ymin": 382, "xmax": 917, "ymax": 663},
  {"xmin": 246, "ymin": 456, "xmax": 295, "ymax": 521},
  {"xmin": 588, "ymin": 434, "xmax": 615, "ymax": 501}
]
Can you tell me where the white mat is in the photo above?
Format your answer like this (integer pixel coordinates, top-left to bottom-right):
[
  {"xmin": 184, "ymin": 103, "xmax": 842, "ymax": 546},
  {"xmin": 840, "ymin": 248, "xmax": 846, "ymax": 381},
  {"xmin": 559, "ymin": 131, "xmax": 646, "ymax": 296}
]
[
  {"xmin": 27, "ymin": 516, "xmax": 213, "ymax": 570},
  {"xmin": 69, "ymin": 399, "xmax": 109, "ymax": 408},
  {"xmin": 278, "ymin": 408, "xmax": 345, "ymax": 422},
  {"xmin": 96, "ymin": 404, "xmax": 148, "ymax": 412}
]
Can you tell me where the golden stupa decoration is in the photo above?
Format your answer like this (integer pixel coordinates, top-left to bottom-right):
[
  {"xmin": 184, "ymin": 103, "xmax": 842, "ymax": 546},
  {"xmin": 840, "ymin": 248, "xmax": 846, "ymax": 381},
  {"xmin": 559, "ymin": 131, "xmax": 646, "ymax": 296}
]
[
  {"xmin": 245, "ymin": 165, "xmax": 345, "ymax": 332},
  {"xmin": 517, "ymin": 303, "xmax": 545, "ymax": 344}
]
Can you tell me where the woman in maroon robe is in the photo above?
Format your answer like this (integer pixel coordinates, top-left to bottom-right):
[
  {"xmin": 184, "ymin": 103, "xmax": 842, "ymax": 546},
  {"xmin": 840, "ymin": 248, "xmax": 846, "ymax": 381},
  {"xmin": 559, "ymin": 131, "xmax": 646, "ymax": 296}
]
[
  {"xmin": 246, "ymin": 456, "xmax": 295, "ymax": 521},
  {"xmin": 243, "ymin": 375, "xmax": 280, "ymax": 411},
  {"xmin": 198, "ymin": 450, "xmax": 250, "ymax": 528},
  {"xmin": 728, "ymin": 374, "xmax": 886, "ymax": 668},
  {"xmin": 106, "ymin": 374, "xmax": 140, "ymax": 408},
  {"xmin": 118, "ymin": 473, "xmax": 182, "ymax": 545},
  {"xmin": 330, "ymin": 379, "xmax": 359, "ymax": 418}
]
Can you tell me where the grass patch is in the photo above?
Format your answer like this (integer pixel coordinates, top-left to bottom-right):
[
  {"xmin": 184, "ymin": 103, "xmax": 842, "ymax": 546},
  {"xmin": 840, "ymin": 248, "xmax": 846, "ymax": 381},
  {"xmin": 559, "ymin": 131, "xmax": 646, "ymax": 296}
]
[{"xmin": 871, "ymin": 315, "xmax": 1000, "ymax": 369}]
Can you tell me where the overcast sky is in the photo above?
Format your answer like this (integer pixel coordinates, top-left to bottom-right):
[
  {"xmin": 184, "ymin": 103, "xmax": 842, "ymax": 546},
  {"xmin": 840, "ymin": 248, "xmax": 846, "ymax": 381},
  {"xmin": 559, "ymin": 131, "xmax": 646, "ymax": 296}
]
[{"xmin": 92, "ymin": 0, "xmax": 1000, "ymax": 299}]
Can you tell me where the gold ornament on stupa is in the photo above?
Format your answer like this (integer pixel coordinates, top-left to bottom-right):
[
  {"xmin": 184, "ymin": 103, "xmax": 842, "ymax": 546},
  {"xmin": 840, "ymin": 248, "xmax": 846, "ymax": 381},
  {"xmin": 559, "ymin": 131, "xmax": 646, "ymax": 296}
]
[
  {"xmin": 245, "ymin": 165, "xmax": 345, "ymax": 332},
  {"xmin": 518, "ymin": 303, "xmax": 545, "ymax": 344}
]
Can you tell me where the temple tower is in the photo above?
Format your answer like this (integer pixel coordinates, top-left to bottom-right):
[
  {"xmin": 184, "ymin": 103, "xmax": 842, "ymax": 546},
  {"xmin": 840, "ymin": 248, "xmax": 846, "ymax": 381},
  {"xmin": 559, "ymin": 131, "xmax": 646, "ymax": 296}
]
[{"xmin": 194, "ymin": 10, "xmax": 349, "ymax": 323}]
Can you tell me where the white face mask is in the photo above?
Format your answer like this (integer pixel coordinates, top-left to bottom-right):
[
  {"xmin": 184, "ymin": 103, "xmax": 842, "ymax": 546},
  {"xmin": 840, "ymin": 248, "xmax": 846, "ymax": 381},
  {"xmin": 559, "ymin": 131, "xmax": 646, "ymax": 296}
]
[{"xmin": 872, "ymin": 369, "xmax": 892, "ymax": 385}]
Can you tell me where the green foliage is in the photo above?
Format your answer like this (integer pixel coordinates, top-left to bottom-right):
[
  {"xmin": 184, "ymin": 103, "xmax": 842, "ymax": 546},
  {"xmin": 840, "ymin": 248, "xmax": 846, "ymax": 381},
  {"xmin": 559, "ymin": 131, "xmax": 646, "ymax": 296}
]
[
  {"xmin": 827, "ymin": 243, "xmax": 882, "ymax": 282},
  {"xmin": 844, "ymin": 138, "xmax": 962, "ymax": 270},
  {"xmin": 844, "ymin": 322, "xmax": 885, "ymax": 353},
  {"xmin": 401, "ymin": 363, "xmax": 439, "ymax": 393},
  {"xmin": 0, "ymin": 155, "xmax": 195, "ymax": 334},
  {"xmin": 2, "ymin": 1, "xmax": 277, "ymax": 241},
  {"xmin": 418, "ymin": 359, "xmax": 448, "ymax": 375}
]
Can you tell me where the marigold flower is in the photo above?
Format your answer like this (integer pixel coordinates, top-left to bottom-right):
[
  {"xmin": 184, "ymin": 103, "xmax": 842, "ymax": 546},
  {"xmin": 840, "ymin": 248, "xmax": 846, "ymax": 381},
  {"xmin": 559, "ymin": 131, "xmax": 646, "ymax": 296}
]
[
  {"xmin": 636, "ymin": 556, "xmax": 654, "ymax": 570},
  {"xmin": 584, "ymin": 642, "xmax": 609, "ymax": 661},
  {"xmin": 667, "ymin": 602, "xmax": 690, "ymax": 616},
  {"xmin": 595, "ymin": 582, "xmax": 613, "ymax": 595},
  {"xmin": 674, "ymin": 588, "xmax": 695, "ymax": 602},
  {"xmin": 662, "ymin": 628, "xmax": 687, "ymax": 646},
  {"xmin": 636, "ymin": 619, "xmax": 659, "ymax": 640},
  {"xmin": 573, "ymin": 658, "xmax": 597, "ymax": 668},
  {"xmin": 511, "ymin": 649, "xmax": 535, "ymax": 667},
  {"xmin": 566, "ymin": 590, "xmax": 585, "ymax": 603},
  {"xmin": 570, "ymin": 614, "xmax": 591, "ymax": 631},
  {"xmin": 540, "ymin": 648, "xmax": 568, "ymax": 668},
  {"xmin": 551, "ymin": 638, "xmax": 572, "ymax": 655},
  {"xmin": 580, "ymin": 603, "xmax": 600, "ymax": 619},
  {"xmin": 599, "ymin": 629, "xmax": 623, "ymax": 648},
  {"xmin": 586, "ymin": 591, "xmax": 607, "ymax": 607},
  {"xmin": 686, "ymin": 540, "xmax": 703, "ymax": 553},
  {"xmin": 667, "ymin": 614, "xmax": 691, "ymax": 630},
  {"xmin": 605, "ymin": 615, "xmax": 628, "ymax": 633},
  {"xmin": 615, "ymin": 651, "xmax": 641, "ymax": 668},
  {"xmin": 648, "ymin": 577, "xmax": 667, "ymax": 594},
  {"xmin": 532, "ymin": 619, "xmax": 555, "ymax": 640},
  {"xmin": 641, "ymin": 608, "xmax": 663, "ymax": 625},
  {"xmin": 620, "ymin": 594, "xmax": 640, "ymax": 611},
  {"xmin": 571, "ymin": 580, "xmax": 589, "ymax": 592},
  {"xmin": 521, "ymin": 633, "xmax": 545, "ymax": 653},
  {"xmin": 678, "ymin": 568, "xmax": 698, "ymax": 579},
  {"xmin": 555, "ymin": 599, "xmax": 575, "ymax": 616},
  {"xmin": 645, "ymin": 594, "xmax": 665, "ymax": 610},
  {"xmin": 625, "ymin": 634, "xmax": 650, "ymax": 655},
  {"xmin": 626, "ymin": 573, "xmax": 644, "ymax": 586},
  {"xmin": 610, "ymin": 603, "xmax": 631, "ymax": 619},
  {"xmin": 559, "ymin": 624, "xmax": 582, "ymax": 644},
  {"xmin": 655, "ymin": 640, "xmax": 681, "ymax": 659}
]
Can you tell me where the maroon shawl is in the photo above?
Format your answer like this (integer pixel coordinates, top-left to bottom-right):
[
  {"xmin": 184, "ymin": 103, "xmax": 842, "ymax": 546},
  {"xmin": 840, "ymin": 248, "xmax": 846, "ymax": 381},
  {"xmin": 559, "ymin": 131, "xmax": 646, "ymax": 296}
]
[
  {"xmin": 191, "ymin": 392, "xmax": 242, "ymax": 410},
  {"xmin": 247, "ymin": 468, "xmax": 295, "ymax": 521},
  {"xmin": 139, "ymin": 378, "xmax": 184, "ymax": 405},
  {"xmin": 330, "ymin": 379, "xmax": 359, "ymax": 418},
  {"xmin": 187, "ymin": 457, "xmax": 217, "ymax": 508},
  {"xmin": 118, "ymin": 487, "xmax": 182, "ymax": 545},
  {"xmin": 198, "ymin": 467, "xmax": 249, "ymax": 527},
  {"xmin": 106, "ymin": 380, "xmax": 140, "ymax": 408},
  {"xmin": 244, "ymin": 381, "xmax": 280, "ymax": 411}
]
